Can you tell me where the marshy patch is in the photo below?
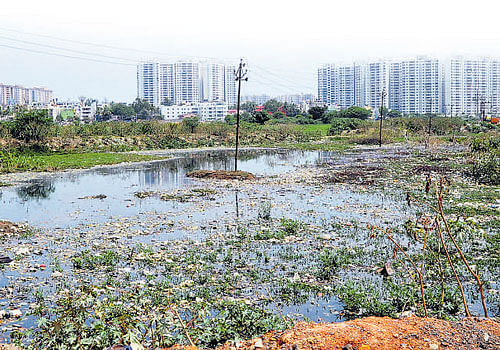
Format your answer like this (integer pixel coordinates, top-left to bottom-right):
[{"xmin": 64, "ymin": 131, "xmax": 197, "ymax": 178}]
[
  {"xmin": 321, "ymin": 166, "xmax": 386, "ymax": 185},
  {"xmin": 187, "ymin": 169, "xmax": 256, "ymax": 181},
  {"xmin": 135, "ymin": 188, "xmax": 218, "ymax": 202},
  {"xmin": 411, "ymin": 164, "xmax": 453, "ymax": 175}
]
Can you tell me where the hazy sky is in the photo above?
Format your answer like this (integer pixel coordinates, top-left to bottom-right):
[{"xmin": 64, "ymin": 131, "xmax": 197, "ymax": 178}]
[{"xmin": 2, "ymin": 0, "xmax": 500, "ymax": 102}]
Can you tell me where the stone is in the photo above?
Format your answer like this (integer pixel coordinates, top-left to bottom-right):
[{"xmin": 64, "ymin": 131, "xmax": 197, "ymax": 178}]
[
  {"xmin": 254, "ymin": 338, "xmax": 264, "ymax": 349},
  {"xmin": 9, "ymin": 309, "xmax": 22, "ymax": 318}
]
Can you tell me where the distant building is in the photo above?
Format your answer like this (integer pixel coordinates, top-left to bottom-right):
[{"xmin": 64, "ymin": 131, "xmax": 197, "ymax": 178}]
[
  {"xmin": 389, "ymin": 57, "xmax": 443, "ymax": 115},
  {"xmin": 0, "ymin": 84, "xmax": 53, "ymax": 106},
  {"xmin": 160, "ymin": 102, "xmax": 228, "ymax": 122},
  {"xmin": 275, "ymin": 93, "xmax": 315, "ymax": 105},
  {"xmin": 317, "ymin": 64, "xmax": 365, "ymax": 110},
  {"xmin": 242, "ymin": 94, "xmax": 271, "ymax": 105},
  {"xmin": 443, "ymin": 56, "xmax": 500, "ymax": 117},
  {"xmin": 137, "ymin": 61, "xmax": 237, "ymax": 107},
  {"xmin": 319, "ymin": 55, "xmax": 500, "ymax": 117}
]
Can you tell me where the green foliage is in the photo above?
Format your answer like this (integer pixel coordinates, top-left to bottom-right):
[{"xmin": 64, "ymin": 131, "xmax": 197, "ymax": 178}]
[
  {"xmin": 132, "ymin": 98, "xmax": 159, "ymax": 120},
  {"xmin": 22, "ymin": 284, "xmax": 289, "ymax": 350},
  {"xmin": 328, "ymin": 118, "xmax": 364, "ymax": 135},
  {"xmin": 0, "ymin": 150, "xmax": 42, "ymax": 173},
  {"xmin": 263, "ymin": 99, "xmax": 281, "ymax": 114},
  {"xmin": 279, "ymin": 218, "xmax": 302, "ymax": 235},
  {"xmin": 182, "ymin": 116, "xmax": 200, "ymax": 133},
  {"xmin": 335, "ymin": 106, "xmax": 372, "ymax": 120},
  {"xmin": 254, "ymin": 111, "xmax": 270, "ymax": 125},
  {"xmin": 282, "ymin": 102, "xmax": 300, "ymax": 118},
  {"xmin": 225, "ymin": 114, "xmax": 236, "ymax": 125},
  {"xmin": 469, "ymin": 135, "xmax": 500, "ymax": 185},
  {"xmin": 71, "ymin": 250, "xmax": 121, "ymax": 270},
  {"xmin": 110, "ymin": 103, "xmax": 135, "ymax": 119},
  {"xmin": 240, "ymin": 102, "xmax": 257, "ymax": 114},
  {"xmin": 11, "ymin": 109, "xmax": 53, "ymax": 143},
  {"xmin": 308, "ymin": 106, "xmax": 327, "ymax": 121},
  {"xmin": 316, "ymin": 248, "xmax": 355, "ymax": 280},
  {"xmin": 193, "ymin": 300, "xmax": 290, "ymax": 348}
]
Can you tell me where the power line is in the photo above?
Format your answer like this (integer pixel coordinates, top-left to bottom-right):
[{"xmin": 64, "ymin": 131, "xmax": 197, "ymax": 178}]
[
  {"xmin": 0, "ymin": 26, "xmax": 239, "ymax": 62},
  {"xmin": 0, "ymin": 34, "xmax": 138, "ymax": 63},
  {"xmin": 250, "ymin": 69, "xmax": 313, "ymax": 93},
  {"xmin": 252, "ymin": 64, "xmax": 314, "ymax": 88},
  {"xmin": 0, "ymin": 43, "xmax": 136, "ymax": 66}
]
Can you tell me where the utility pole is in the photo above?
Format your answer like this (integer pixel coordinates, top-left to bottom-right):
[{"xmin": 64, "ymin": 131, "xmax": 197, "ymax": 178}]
[
  {"xmin": 378, "ymin": 88, "xmax": 386, "ymax": 147},
  {"xmin": 428, "ymin": 98, "xmax": 433, "ymax": 135},
  {"xmin": 234, "ymin": 58, "xmax": 248, "ymax": 171}
]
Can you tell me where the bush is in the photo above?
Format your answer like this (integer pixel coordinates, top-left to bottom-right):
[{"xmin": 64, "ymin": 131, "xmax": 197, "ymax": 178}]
[
  {"xmin": 11, "ymin": 110, "xmax": 53, "ymax": 143},
  {"xmin": 328, "ymin": 118, "xmax": 364, "ymax": 135},
  {"xmin": 469, "ymin": 135, "xmax": 500, "ymax": 185}
]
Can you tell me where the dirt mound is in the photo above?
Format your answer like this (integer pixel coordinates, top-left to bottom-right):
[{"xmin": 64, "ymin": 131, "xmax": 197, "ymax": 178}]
[
  {"xmin": 187, "ymin": 170, "xmax": 256, "ymax": 181},
  {"xmin": 214, "ymin": 317, "xmax": 499, "ymax": 350},
  {"xmin": 0, "ymin": 220, "xmax": 28, "ymax": 236}
]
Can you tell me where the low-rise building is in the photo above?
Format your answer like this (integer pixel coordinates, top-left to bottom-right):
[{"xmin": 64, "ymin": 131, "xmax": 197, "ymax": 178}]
[{"xmin": 160, "ymin": 103, "xmax": 228, "ymax": 122}]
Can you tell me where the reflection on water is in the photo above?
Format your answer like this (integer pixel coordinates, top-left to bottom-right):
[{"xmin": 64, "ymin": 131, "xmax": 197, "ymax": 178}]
[
  {"xmin": 0, "ymin": 149, "xmax": 326, "ymax": 227},
  {"xmin": 16, "ymin": 179, "xmax": 55, "ymax": 201}
]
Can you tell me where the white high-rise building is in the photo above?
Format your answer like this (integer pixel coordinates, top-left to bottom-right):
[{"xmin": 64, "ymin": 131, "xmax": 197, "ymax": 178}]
[
  {"xmin": 444, "ymin": 56, "xmax": 500, "ymax": 117},
  {"xmin": 159, "ymin": 63, "xmax": 175, "ymax": 106},
  {"xmin": 317, "ymin": 63, "xmax": 364, "ymax": 109},
  {"xmin": 224, "ymin": 65, "xmax": 237, "ymax": 107},
  {"xmin": 173, "ymin": 62, "xmax": 201, "ymax": 104},
  {"xmin": 365, "ymin": 62, "xmax": 389, "ymax": 117},
  {"xmin": 389, "ymin": 57, "xmax": 444, "ymax": 115},
  {"xmin": 201, "ymin": 63, "xmax": 225, "ymax": 102},
  {"xmin": 137, "ymin": 62, "xmax": 160, "ymax": 106},
  {"xmin": 319, "ymin": 56, "xmax": 500, "ymax": 117},
  {"xmin": 138, "ymin": 61, "xmax": 237, "ymax": 107}
]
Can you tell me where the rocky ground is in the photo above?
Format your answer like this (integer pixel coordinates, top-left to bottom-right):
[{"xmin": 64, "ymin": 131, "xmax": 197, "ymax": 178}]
[{"xmin": 214, "ymin": 316, "xmax": 500, "ymax": 350}]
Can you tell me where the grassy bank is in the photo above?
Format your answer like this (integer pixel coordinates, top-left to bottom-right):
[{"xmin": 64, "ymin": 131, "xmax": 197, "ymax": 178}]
[{"xmin": 0, "ymin": 151, "xmax": 166, "ymax": 173}]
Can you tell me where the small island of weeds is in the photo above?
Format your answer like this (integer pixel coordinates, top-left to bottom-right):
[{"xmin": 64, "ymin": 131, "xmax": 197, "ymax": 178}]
[{"xmin": 187, "ymin": 169, "xmax": 256, "ymax": 180}]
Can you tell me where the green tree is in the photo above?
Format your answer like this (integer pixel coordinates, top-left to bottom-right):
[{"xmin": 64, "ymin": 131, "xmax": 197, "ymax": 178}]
[
  {"xmin": 241, "ymin": 102, "xmax": 257, "ymax": 115},
  {"xmin": 254, "ymin": 111, "xmax": 270, "ymax": 125},
  {"xmin": 263, "ymin": 99, "xmax": 281, "ymax": 114},
  {"xmin": 182, "ymin": 116, "xmax": 200, "ymax": 133},
  {"xmin": 272, "ymin": 111, "xmax": 285, "ymax": 119},
  {"xmin": 132, "ymin": 98, "xmax": 158, "ymax": 120},
  {"xmin": 308, "ymin": 106, "xmax": 327, "ymax": 121},
  {"xmin": 337, "ymin": 106, "xmax": 372, "ymax": 120},
  {"xmin": 282, "ymin": 102, "xmax": 300, "ymax": 117},
  {"xmin": 240, "ymin": 111, "xmax": 255, "ymax": 123},
  {"xmin": 381, "ymin": 107, "xmax": 402, "ymax": 118},
  {"xmin": 11, "ymin": 109, "xmax": 53, "ymax": 143},
  {"xmin": 225, "ymin": 114, "xmax": 236, "ymax": 125},
  {"xmin": 110, "ymin": 103, "xmax": 135, "ymax": 119}
]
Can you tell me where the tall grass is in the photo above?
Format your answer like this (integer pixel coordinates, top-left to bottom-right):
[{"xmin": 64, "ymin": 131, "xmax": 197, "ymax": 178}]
[{"xmin": 0, "ymin": 150, "xmax": 42, "ymax": 173}]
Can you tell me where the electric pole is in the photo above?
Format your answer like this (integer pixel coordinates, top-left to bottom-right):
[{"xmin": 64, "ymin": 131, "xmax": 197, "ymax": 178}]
[
  {"xmin": 428, "ymin": 98, "xmax": 433, "ymax": 135},
  {"xmin": 379, "ymin": 88, "xmax": 386, "ymax": 147},
  {"xmin": 234, "ymin": 58, "xmax": 248, "ymax": 171}
]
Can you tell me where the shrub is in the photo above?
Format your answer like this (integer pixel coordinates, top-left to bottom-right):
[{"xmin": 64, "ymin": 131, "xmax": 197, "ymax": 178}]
[
  {"xmin": 11, "ymin": 109, "xmax": 53, "ymax": 143},
  {"xmin": 469, "ymin": 135, "xmax": 500, "ymax": 185},
  {"xmin": 328, "ymin": 118, "xmax": 364, "ymax": 135}
]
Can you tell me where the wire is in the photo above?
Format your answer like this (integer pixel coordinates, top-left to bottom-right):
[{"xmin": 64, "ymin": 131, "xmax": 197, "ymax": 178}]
[
  {"xmin": 250, "ymin": 65, "xmax": 314, "ymax": 92},
  {"xmin": 0, "ymin": 34, "xmax": 138, "ymax": 63},
  {"xmin": 0, "ymin": 43, "xmax": 136, "ymax": 66},
  {"xmin": 0, "ymin": 26, "xmax": 239, "ymax": 62}
]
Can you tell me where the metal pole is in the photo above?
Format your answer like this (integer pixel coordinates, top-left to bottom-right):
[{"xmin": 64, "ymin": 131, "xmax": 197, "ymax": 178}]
[
  {"xmin": 379, "ymin": 88, "xmax": 386, "ymax": 147},
  {"xmin": 234, "ymin": 61, "xmax": 242, "ymax": 171},
  {"xmin": 234, "ymin": 59, "xmax": 247, "ymax": 171}
]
